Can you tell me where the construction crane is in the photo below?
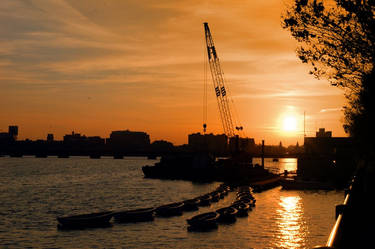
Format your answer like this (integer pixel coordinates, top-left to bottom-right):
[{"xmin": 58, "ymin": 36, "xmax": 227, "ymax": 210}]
[{"xmin": 203, "ymin": 22, "xmax": 243, "ymax": 138}]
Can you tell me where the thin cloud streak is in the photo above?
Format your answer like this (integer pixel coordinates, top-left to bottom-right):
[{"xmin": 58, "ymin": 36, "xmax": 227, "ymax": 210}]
[
  {"xmin": 320, "ymin": 108, "xmax": 343, "ymax": 113},
  {"xmin": 0, "ymin": 0, "xmax": 347, "ymax": 144}
]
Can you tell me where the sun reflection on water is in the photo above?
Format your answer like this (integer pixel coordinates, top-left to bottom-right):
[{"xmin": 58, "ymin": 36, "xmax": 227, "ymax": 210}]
[{"xmin": 275, "ymin": 195, "xmax": 306, "ymax": 249}]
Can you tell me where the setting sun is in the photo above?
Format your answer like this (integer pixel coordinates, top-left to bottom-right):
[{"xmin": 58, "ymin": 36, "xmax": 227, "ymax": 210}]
[{"xmin": 283, "ymin": 116, "xmax": 297, "ymax": 131}]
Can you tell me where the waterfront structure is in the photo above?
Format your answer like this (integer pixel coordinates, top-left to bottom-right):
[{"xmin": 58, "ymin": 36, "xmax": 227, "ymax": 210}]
[
  {"xmin": 150, "ymin": 140, "xmax": 174, "ymax": 154},
  {"xmin": 228, "ymin": 136, "xmax": 256, "ymax": 153},
  {"xmin": 188, "ymin": 133, "xmax": 228, "ymax": 155},
  {"xmin": 298, "ymin": 128, "xmax": 355, "ymax": 185},
  {"xmin": 304, "ymin": 128, "xmax": 353, "ymax": 156}
]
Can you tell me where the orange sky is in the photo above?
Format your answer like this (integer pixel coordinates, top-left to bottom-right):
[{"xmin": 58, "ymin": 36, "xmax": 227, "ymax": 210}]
[{"xmin": 0, "ymin": 0, "xmax": 347, "ymax": 145}]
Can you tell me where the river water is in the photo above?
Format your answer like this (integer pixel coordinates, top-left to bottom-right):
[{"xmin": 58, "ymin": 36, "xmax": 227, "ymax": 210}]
[{"xmin": 0, "ymin": 156, "xmax": 344, "ymax": 248}]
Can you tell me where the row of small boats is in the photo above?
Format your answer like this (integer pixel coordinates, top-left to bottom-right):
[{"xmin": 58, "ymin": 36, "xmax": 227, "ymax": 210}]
[
  {"xmin": 186, "ymin": 186, "xmax": 256, "ymax": 231},
  {"xmin": 57, "ymin": 184, "xmax": 231, "ymax": 229}
]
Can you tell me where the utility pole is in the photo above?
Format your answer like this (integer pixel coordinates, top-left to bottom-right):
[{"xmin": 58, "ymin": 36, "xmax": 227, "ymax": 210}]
[
  {"xmin": 304, "ymin": 111, "xmax": 306, "ymax": 137},
  {"xmin": 261, "ymin": 140, "xmax": 265, "ymax": 168}
]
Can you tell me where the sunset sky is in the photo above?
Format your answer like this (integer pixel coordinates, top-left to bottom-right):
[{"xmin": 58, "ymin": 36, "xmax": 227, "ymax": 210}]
[{"xmin": 0, "ymin": 0, "xmax": 347, "ymax": 145}]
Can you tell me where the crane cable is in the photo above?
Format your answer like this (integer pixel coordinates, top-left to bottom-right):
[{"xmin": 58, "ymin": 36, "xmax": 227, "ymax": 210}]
[{"xmin": 221, "ymin": 71, "xmax": 246, "ymax": 138}]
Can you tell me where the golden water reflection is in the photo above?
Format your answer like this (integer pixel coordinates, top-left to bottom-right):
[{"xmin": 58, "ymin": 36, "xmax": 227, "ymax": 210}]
[{"xmin": 275, "ymin": 195, "xmax": 306, "ymax": 249}]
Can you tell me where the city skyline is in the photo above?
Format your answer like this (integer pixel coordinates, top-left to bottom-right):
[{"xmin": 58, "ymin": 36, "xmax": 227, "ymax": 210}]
[{"xmin": 0, "ymin": 0, "xmax": 347, "ymax": 146}]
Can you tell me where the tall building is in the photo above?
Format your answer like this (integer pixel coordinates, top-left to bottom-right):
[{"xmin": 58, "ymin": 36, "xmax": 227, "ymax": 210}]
[
  {"xmin": 8, "ymin": 126, "xmax": 18, "ymax": 140},
  {"xmin": 47, "ymin": 134, "xmax": 54, "ymax": 142}
]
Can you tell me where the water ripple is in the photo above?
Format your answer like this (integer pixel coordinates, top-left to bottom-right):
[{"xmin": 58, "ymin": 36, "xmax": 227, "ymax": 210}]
[{"xmin": 0, "ymin": 157, "xmax": 343, "ymax": 248}]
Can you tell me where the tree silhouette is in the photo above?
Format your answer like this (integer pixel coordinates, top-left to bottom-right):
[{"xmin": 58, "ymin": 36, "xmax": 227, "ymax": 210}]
[{"xmin": 282, "ymin": 0, "xmax": 375, "ymax": 154}]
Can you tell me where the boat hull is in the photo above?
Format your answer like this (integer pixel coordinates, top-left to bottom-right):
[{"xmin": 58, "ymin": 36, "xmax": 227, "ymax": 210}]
[
  {"xmin": 187, "ymin": 212, "xmax": 219, "ymax": 231},
  {"xmin": 155, "ymin": 202, "xmax": 184, "ymax": 217},
  {"xmin": 216, "ymin": 207, "xmax": 238, "ymax": 223},
  {"xmin": 57, "ymin": 211, "xmax": 113, "ymax": 229},
  {"xmin": 113, "ymin": 208, "xmax": 155, "ymax": 223}
]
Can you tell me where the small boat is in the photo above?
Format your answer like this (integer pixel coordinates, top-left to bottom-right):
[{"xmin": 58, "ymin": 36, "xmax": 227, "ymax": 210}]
[
  {"xmin": 183, "ymin": 198, "xmax": 200, "ymax": 211},
  {"xmin": 218, "ymin": 190, "xmax": 225, "ymax": 199},
  {"xmin": 235, "ymin": 197, "xmax": 256, "ymax": 207},
  {"xmin": 236, "ymin": 196, "xmax": 251, "ymax": 203},
  {"xmin": 113, "ymin": 207, "xmax": 155, "ymax": 223},
  {"xmin": 210, "ymin": 192, "xmax": 220, "ymax": 202},
  {"xmin": 187, "ymin": 212, "xmax": 220, "ymax": 231},
  {"xmin": 216, "ymin": 185, "xmax": 230, "ymax": 196},
  {"xmin": 236, "ymin": 192, "xmax": 254, "ymax": 200},
  {"xmin": 57, "ymin": 211, "xmax": 113, "ymax": 229},
  {"xmin": 273, "ymin": 158, "xmax": 279, "ymax": 162},
  {"xmin": 231, "ymin": 203, "xmax": 250, "ymax": 217},
  {"xmin": 155, "ymin": 202, "xmax": 184, "ymax": 217},
  {"xmin": 198, "ymin": 195, "xmax": 212, "ymax": 206},
  {"xmin": 216, "ymin": 207, "xmax": 238, "ymax": 223}
]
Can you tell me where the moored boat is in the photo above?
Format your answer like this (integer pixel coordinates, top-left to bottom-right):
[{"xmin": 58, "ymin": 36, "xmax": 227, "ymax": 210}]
[
  {"xmin": 231, "ymin": 203, "xmax": 250, "ymax": 217},
  {"xmin": 236, "ymin": 196, "xmax": 256, "ymax": 207},
  {"xmin": 198, "ymin": 194, "xmax": 212, "ymax": 206},
  {"xmin": 210, "ymin": 191, "xmax": 220, "ymax": 202},
  {"xmin": 57, "ymin": 211, "xmax": 113, "ymax": 229},
  {"xmin": 113, "ymin": 207, "xmax": 155, "ymax": 223},
  {"xmin": 236, "ymin": 192, "xmax": 254, "ymax": 200},
  {"xmin": 187, "ymin": 212, "xmax": 220, "ymax": 231},
  {"xmin": 155, "ymin": 202, "xmax": 184, "ymax": 217},
  {"xmin": 216, "ymin": 207, "xmax": 238, "ymax": 223},
  {"xmin": 183, "ymin": 198, "xmax": 200, "ymax": 211}
]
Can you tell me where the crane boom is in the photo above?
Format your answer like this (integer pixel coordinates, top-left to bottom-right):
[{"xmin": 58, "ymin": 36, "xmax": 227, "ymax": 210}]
[{"xmin": 204, "ymin": 22, "xmax": 236, "ymax": 138}]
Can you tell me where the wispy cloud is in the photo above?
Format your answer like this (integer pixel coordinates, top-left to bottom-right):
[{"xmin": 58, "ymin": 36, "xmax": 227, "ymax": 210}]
[
  {"xmin": 0, "ymin": 0, "xmax": 347, "ymax": 144},
  {"xmin": 320, "ymin": 108, "xmax": 343, "ymax": 113}
]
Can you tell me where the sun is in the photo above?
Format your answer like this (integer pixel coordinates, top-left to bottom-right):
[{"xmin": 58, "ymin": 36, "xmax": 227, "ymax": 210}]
[{"xmin": 283, "ymin": 116, "xmax": 297, "ymax": 131}]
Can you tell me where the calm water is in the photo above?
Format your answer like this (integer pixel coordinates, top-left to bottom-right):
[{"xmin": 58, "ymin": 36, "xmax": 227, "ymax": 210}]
[{"xmin": 0, "ymin": 157, "xmax": 344, "ymax": 248}]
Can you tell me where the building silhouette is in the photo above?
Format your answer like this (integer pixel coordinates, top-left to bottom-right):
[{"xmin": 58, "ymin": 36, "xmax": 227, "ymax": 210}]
[
  {"xmin": 107, "ymin": 130, "xmax": 150, "ymax": 154},
  {"xmin": 8, "ymin": 126, "xmax": 18, "ymax": 140},
  {"xmin": 188, "ymin": 133, "xmax": 228, "ymax": 155},
  {"xmin": 47, "ymin": 134, "xmax": 54, "ymax": 142},
  {"xmin": 298, "ymin": 128, "xmax": 355, "ymax": 185}
]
